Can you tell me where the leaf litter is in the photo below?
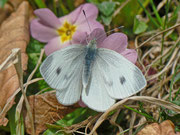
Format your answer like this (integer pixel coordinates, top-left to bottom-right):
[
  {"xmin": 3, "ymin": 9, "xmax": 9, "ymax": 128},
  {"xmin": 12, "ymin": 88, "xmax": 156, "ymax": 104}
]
[{"xmin": 0, "ymin": 1, "xmax": 29, "ymax": 126}]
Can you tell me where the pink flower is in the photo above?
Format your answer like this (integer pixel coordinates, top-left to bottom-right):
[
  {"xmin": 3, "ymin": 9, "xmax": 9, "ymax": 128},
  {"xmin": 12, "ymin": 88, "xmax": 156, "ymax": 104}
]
[
  {"xmin": 78, "ymin": 28, "xmax": 138, "ymax": 108},
  {"xmin": 30, "ymin": 4, "xmax": 104, "ymax": 55},
  {"xmin": 82, "ymin": 28, "xmax": 138, "ymax": 64}
]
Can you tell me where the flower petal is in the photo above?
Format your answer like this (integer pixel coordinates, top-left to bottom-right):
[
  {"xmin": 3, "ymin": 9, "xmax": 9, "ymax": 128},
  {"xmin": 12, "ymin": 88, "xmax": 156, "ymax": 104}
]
[
  {"xmin": 77, "ymin": 20, "xmax": 104, "ymax": 34},
  {"xmin": 71, "ymin": 30, "xmax": 87, "ymax": 45},
  {"xmin": 30, "ymin": 19, "xmax": 58, "ymax": 42},
  {"xmin": 75, "ymin": 3, "xmax": 98, "ymax": 25},
  {"xmin": 78, "ymin": 99, "xmax": 87, "ymax": 107},
  {"xmin": 99, "ymin": 33, "xmax": 128, "ymax": 53},
  {"xmin": 34, "ymin": 8, "xmax": 61, "ymax": 29},
  {"xmin": 81, "ymin": 28, "xmax": 106, "ymax": 45},
  {"xmin": 58, "ymin": 4, "xmax": 82, "ymax": 24},
  {"xmin": 44, "ymin": 37, "xmax": 70, "ymax": 55},
  {"xmin": 59, "ymin": 3, "xmax": 98, "ymax": 25},
  {"xmin": 120, "ymin": 49, "xmax": 138, "ymax": 64}
]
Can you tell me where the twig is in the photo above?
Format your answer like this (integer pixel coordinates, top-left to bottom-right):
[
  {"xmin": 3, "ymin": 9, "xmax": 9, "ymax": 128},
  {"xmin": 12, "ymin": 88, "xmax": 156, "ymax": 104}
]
[
  {"xmin": 113, "ymin": 0, "xmax": 130, "ymax": 17},
  {"xmin": 147, "ymin": 47, "xmax": 179, "ymax": 81},
  {"xmin": 15, "ymin": 49, "xmax": 44, "ymax": 134},
  {"xmin": 129, "ymin": 112, "xmax": 136, "ymax": 135},
  {"xmin": 0, "ymin": 78, "xmax": 43, "ymax": 118},
  {"xmin": 12, "ymin": 48, "xmax": 35, "ymax": 135},
  {"xmin": 136, "ymin": 23, "xmax": 180, "ymax": 49},
  {"xmin": 89, "ymin": 96, "xmax": 180, "ymax": 135}
]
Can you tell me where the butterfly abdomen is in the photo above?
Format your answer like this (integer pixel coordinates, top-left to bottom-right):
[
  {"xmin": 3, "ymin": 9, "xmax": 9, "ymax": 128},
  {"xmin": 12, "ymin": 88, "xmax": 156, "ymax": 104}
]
[{"xmin": 83, "ymin": 47, "xmax": 97, "ymax": 88}]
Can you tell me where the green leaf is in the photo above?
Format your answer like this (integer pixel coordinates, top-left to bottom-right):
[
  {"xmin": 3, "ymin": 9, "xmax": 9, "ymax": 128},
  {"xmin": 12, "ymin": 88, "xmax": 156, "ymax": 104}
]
[
  {"xmin": 0, "ymin": 0, "xmax": 8, "ymax": 8},
  {"xmin": 124, "ymin": 105, "xmax": 155, "ymax": 121},
  {"xmin": 150, "ymin": 0, "xmax": 163, "ymax": 26},
  {"xmin": 98, "ymin": 1, "xmax": 116, "ymax": 16},
  {"xmin": 112, "ymin": 0, "xmax": 150, "ymax": 30},
  {"xmin": 101, "ymin": 15, "xmax": 112, "ymax": 26},
  {"xmin": 44, "ymin": 108, "xmax": 98, "ymax": 134},
  {"xmin": 26, "ymin": 38, "xmax": 49, "ymax": 93},
  {"xmin": 43, "ymin": 128, "xmax": 69, "ymax": 135},
  {"xmin": 133, "ymin": 16, "xmax": 148, "ymax": 34},
  {"xmin": 8, "ymin": 106, "xmax": 16, "ymax": 135},
  {"xmin": 172, "ymin": 98, "xmax": 180, "ymax": 106},
  {"xmin": 15, "ymin": 111, "xmax": 24, "ymax": 135},
  {"xmin": 137, "ymin": 0, "xmax": 160, "ymax": 28}
]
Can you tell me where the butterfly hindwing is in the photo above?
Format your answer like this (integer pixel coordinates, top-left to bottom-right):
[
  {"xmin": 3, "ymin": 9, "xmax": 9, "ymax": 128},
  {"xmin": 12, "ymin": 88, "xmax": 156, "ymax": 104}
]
[
  {"xmin": 82, "ymin": 55, "xmax": 116, "ymax": 112},
  {"xmin": 40, "ymin": 45, "xmax": 86, "ymax": 105}
]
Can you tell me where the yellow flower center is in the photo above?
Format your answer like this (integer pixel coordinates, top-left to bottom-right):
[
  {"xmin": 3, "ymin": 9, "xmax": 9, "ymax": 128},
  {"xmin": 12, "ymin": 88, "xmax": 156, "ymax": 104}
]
[{"xmin": 57, "ymin": 21, "xmax": 76, "ymax": 43}]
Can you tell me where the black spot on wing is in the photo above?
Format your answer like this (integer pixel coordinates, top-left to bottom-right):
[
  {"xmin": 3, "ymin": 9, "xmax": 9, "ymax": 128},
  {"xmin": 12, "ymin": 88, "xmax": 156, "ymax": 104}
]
[
  {"xmin": 119, "ymin": 76, "xmax": 126, "ymax": 85},
  {"xmin": 56, "ymin": 67, "xmax": 61, "ymax": 75}
]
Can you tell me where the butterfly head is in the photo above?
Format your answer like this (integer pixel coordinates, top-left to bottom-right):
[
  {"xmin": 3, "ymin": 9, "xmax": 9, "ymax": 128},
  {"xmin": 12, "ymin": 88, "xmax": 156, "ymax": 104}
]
[{"xmin": 87, "ymin": 38, "xmax": 97, "ymax": 49}]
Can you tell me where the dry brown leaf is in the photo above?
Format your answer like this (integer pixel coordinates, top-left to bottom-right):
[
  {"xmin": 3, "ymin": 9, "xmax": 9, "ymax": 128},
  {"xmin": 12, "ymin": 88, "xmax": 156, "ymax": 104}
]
[
  {"xmin": 0, "ymin": 4, "xmax": 13, "ymax": 25},
  {"xmin": 137, "ymin": 120, "xmax": 180, "ymax": 135},
  {"xmin": 74, "ymin": 0, "xmax": 85, "ymax": 7},
  {"xmin": 25, "ymin": 91, "xmax": 80, "ymax": 135},
  {"xmin": 0, "ymin": 0, "xmax": 27, "ymax": 25},
  {"xmin": 8, "ymin": 0, "xmax": 25, "ymax": 10},
  {"xmin": 0, "ymin": 1, "xmax": 30, "ymax": 126}
]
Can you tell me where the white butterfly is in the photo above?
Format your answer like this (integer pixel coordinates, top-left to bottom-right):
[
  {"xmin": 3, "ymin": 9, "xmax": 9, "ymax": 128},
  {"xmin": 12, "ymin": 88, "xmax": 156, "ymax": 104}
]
[{"xmin": 40, "ymin": 28, "xmax": 147, "ymax": 112}]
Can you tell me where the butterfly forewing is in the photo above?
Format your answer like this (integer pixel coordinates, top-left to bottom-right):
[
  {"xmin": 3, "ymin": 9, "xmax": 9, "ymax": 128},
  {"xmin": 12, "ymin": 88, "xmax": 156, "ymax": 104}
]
[
  {"xmin": 40, "ymin": 45, "xmax": 86, "ymax": 105},
  {"xmin": 96, "ymin": 48, "xmax": 147, "ymax": 99}
]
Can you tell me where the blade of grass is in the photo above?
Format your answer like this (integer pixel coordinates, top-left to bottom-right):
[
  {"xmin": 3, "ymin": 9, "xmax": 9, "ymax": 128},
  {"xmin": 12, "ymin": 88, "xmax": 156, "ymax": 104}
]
[
  {"xmin": 150, "ymin": 0, "xmax": 163, "ymax": 26},
  {"xmin": 58, "ymin": 0, "xmax": 69, "ymax": 15},
  {"xmin": 52, "ymin": 0, "xmax": 57, "ymax": 16},
  {"xmin": 174, "ymin": 88, "xmax": 180, "ymax": 101},
  {"xmin": 132, "ymin": 123, "xmax": 146, "ymax": 135},
  {"xmin": 15, "ymin": 111, "xmax": 24, "ymax": 135},
  {"xmin": 123, "ymin": 105, "xmax": 155, "ymax": 121},
  {"xmin": 67, "ymin": 0, "xmax": 74, "ymax": 11},
  {"xmin": 160, "ymin": 0, "xmax": 172, "ymax": 64},
  {"xmin": 34, "ymin": 0, "xmax": 47, "ymax": 8},
  {"xmin": 137, "ymin": 0, "xmax": 150, "ymax": 14},
  {"xmin": 8, "ymin": 106, "xmax": 16, "ymax": 135},
  {"xmin": 164, "ymin": 0, "xmax": 171, "ymax": 29},
  {"xmin": 137, "ymin": 0, "xmax": 160, "ymax": 28},
  {"xmin": 13, "ymin": 49, "xmax": 35, "ymax": 135},
  {"xmin": 138, "ymin": 102, "xmax": 155, "ymax": 121},
  {"xmin": 28, "ymin": 0, "xmax": 37, "ymax": 9}
]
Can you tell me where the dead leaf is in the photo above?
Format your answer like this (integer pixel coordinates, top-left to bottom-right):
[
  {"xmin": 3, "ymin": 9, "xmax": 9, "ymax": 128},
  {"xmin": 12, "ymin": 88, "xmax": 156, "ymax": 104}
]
[
  {"xmin": 0, "ymin": 1, "xmax": 30, "ymax": 126},
  {"xmin": 137, "ymin": 120, "xmax": 180, "ymax": 135},
  {"xmin": 0, "ymin": 4, "xmax": 13, "ymax": 25},
  {"xmin": 25, "ymin": 91, "xmax": 80, "ymax": 135},
  {"xmin": 8, "ymin": 0, "xmax": 25, "ymax": 10},
  {"xmin": 0, "ymin": 0, "xmax": 27, "ymax": 25},
  {"xmin": 74, "ymin": 0, "xmax": 85, "ymax": 7}
]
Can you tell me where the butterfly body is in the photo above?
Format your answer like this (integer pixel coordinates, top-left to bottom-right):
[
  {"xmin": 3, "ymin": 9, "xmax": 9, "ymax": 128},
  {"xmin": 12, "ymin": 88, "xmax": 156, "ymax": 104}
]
[
  {"xmin": 83, "ymin": 39, "xmax": 97, "ymax": 88},
  {"xmin": 40, "ymin": 35, "xmax": 147, "ymax": 112}
]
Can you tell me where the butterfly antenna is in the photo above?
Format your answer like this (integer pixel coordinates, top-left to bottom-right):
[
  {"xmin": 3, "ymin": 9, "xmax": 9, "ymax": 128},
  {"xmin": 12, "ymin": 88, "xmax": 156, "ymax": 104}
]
[
  {"xmin": 96, "ymin": 26, "xmax": 124, "ymax": 40},
  {"xmin": 83, "ymin": 10, "xmax": 92, "ymax": 33},
  {"xmin": 83, "ymin": 10, "xmax": 92, "ymax": 44}
]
